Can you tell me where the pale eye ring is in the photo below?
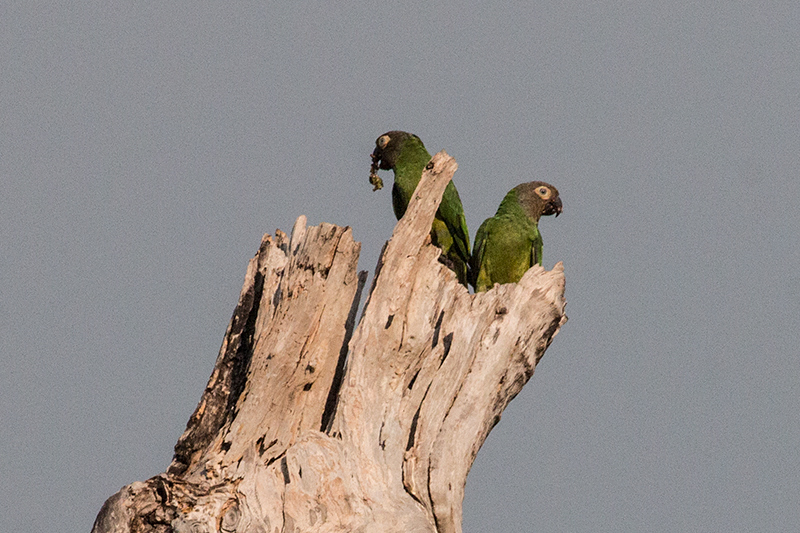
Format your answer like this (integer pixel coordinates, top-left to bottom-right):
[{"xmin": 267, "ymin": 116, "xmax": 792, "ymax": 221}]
[
  {"xmin": 377, "ymin": 135, "xmax": 390, "ymax": 148},
  {"xmin": 537, "ymin": 187, "xmax": 551, "ymax": 199}
]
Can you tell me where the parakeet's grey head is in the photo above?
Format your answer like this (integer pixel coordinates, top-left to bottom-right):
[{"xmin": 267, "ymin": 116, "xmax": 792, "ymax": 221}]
[
  {"xmin": 369, "ymin": 130, "xmax": 423, "ymax": 191},
  {"xmin": 514, "ymin": 181, "xmax": 563, "ymax": 221},
  {"xmin": 370, "ymin": 130, "xmax": 417, "ymax": 171}
]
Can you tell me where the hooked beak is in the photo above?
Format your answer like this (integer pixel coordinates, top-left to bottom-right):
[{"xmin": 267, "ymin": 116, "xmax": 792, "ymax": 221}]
[{"xmin": 550, "ymin": 197, "xmax": 563, "ymax": 217}]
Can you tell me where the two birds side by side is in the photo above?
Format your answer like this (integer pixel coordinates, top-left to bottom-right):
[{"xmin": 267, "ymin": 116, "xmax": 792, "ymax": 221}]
[{"xmin": 369, "ymin": 130, "xmax": 563, "ymax": 293}]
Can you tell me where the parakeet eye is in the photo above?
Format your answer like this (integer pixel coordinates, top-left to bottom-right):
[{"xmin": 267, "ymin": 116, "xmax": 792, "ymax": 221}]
[
  {"xmin": 377, "ymin": 135, "xmax": 390, "ymax": 149},
  {"xmin": 536, "ymin": 187, "xmax": 552, "ymax": 200}
]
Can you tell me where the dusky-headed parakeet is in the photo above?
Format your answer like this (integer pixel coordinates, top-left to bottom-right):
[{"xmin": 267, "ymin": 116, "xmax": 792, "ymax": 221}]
[
  {"xmin": 469, "ymin": 181, "xmax": 562, "ymax": 292},
  {"xmin": 369, "ymin": 130, "xmax": 471, "ymax": 286}
]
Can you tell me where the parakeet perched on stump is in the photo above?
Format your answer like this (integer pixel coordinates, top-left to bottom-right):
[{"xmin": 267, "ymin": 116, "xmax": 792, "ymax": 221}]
[
  {"xmin": 369, "ymin": 130, "xmax": 471, "ymax": 286},
  {"xmin": 469, "ymin": 181, "xmax": 562, "ymax": 292}
]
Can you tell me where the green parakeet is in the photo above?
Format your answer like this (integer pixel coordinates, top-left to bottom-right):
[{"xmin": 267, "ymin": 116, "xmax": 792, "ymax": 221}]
[
  {"xmin": 369, "ymin": 130, "xmax": 471, "ymax": 286},
  {"xmin": 469, "ymin": 181, "xmax": 562, "ymax": 292}
]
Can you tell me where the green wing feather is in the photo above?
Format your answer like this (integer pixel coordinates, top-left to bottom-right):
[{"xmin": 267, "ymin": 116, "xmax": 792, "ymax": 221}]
[
  {"xmin": 438, "ymin": 182, "xmax": 471, "ymax": 263},
  {"xmin": 531, "ymin": 225, "xmax": 543, "ymax": 267},
  {"xmin": 470, "ymin": 212, "xmax": 538, "ymax": 292},
  {"xmin": 469, "ymin": 218, "xmax": 491, "ymax": 291}
]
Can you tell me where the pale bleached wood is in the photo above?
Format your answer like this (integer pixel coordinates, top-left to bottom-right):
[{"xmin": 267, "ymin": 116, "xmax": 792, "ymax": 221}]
[{"xmin": 93, "ymin": 151, "xmax": 567, "ymax": 533}]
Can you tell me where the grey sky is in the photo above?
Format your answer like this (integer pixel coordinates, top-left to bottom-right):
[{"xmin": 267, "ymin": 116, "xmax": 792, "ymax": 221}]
[{"xmin": 2, "ymin": 2, "xmax": 799, "ymax": 531}]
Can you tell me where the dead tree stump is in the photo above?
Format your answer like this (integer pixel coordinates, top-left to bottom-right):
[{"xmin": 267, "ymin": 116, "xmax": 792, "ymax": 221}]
[{"xmin": 92, "ymin": 151, "xmax": 567, "ymax": 533}]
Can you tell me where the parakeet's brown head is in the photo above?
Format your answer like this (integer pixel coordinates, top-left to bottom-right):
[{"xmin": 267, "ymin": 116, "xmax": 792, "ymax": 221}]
[
  {"xmin": 371, "ymin": 131, "xmax": 416, "ymax": 170},
  {"xmin": 369, "ymin": 130, "xmax": 419, "ymax": 190},
  {"xmin": 514, "ymin": 181, "xmax": 563, "ymax": 222}
]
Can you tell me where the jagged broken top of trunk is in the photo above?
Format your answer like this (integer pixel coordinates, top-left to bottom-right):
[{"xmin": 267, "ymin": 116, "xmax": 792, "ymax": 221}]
[{"xmin": 92, "ymin": 151, "xmax": 567, "ymax": 533}]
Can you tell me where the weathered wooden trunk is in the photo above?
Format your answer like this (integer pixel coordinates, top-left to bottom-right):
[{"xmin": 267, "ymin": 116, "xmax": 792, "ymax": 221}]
[{"xmin": 92, "ymin": 152, "xmax": 567, "ymax": 533}]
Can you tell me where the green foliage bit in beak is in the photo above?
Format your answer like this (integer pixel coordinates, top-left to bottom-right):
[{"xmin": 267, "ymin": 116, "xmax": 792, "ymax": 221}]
[{"xmin": 369, "ymin": 154, "xmax": 384, "ymax": 191}]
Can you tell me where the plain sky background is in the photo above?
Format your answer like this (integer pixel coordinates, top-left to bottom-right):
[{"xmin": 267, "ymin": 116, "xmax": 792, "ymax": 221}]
[{"xmin": 3, "ymin": 2, "xmax": 799, "ymax": 532}]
